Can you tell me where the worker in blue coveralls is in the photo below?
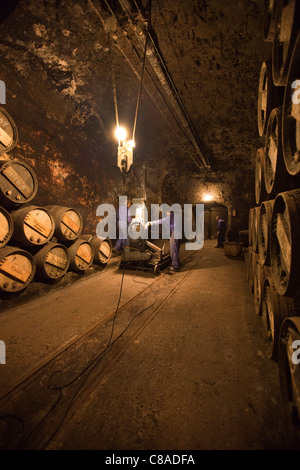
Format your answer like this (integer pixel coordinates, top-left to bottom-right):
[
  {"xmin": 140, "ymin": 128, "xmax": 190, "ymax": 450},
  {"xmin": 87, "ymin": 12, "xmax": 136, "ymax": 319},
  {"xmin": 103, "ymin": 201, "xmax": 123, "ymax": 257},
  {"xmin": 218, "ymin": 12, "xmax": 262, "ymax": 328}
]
[
  {"xmin": 113, "ymin": 199, "xmax": 132, "ymax": 253},
  {"xmin": 215, "ymin": 216, "xmax": 227, "ymax": 248},
  {"xmin": 146, "ymin": 211, "xmax": 180, "ymax": 274}
]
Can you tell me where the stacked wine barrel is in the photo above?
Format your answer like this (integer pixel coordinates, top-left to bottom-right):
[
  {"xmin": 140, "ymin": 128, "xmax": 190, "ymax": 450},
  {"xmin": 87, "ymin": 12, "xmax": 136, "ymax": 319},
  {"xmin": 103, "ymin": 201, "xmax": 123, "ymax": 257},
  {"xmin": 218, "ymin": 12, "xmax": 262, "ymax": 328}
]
[
  {"xmin": 0, "ymin": 108, "xmax": 112, "ymax": 295},
  {"xmin": 248, "ymin": 0, "xmax": 300, "ymax": 433}
]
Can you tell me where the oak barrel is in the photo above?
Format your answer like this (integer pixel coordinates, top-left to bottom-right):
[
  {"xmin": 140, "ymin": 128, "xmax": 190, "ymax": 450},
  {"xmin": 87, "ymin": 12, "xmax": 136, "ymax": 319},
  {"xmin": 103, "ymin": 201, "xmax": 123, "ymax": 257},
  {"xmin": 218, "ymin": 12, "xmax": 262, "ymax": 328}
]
[
  {"xmin": 246, "ymin": 247, "xmax": 254, "ymax": 292},
  {"xmin": 252, "ymin": 254, "xmax": 266, "ymax": 315},
  {"xmin": 10, "ymin": 205, "xmax": 55, "ymax": 248},
  {"xmin": 263, "ymin": 0, "xmax": 277, "ymax": 42},
  {"xmin": 264, "ymin": 106, "xmax": 293, "ymax": 195},
  {"xmin": 0, "ymin": 245, "xmax": 35, "ymax": 293},
  {"xmin": 251, "ymin": 206, "xmax": 260, "ymax": 253},
  {"xmin": 0, "ymin": 206, "xmax": 13, "ymax": 248},
  {"xmin": 33, "ymin": 241, "xmax": 70, "ymax": 281},
  {"xmin": 0, "ymin": 159, "xmax": 38, "ymax": 207},
  {"xmin": 248, "ymin": 208, "xmax": 254, "ymax": 246},
  {"xmin": 67, "ymin": 239, "xmax": 94, "ymax": 272},
  {"xmin": 45, "ymin": 205, "xmax": 83, "ymax": 242},
  {"xmin": 257, "ymin": 60, "xmax": 284, "ymax": 137},
  {"xmin": 258, "ymin": 199, "xmax": 275, "ymax": 266},
  {"xmin": 282, "ymin": 30, "xmax": 300, "ymax": 176},
  {"xmin": 262, "ymin": 276, "xmax": 297, "ymax": 361},
  {"xmin": 278, "ymin": 316, "xmax": 300, "ymax": 429},
  {"xmin": 270, "ymin": 188, "xmax": 300, "ymax": 297},
  {"xmin": 80, "ymin": 234, "xmax": 112, "ymax": 266},
  {"xmin": 0, "ymin": 107, "xmax": 18, "ymax": 155},
  {"xmin": 255, "ymin": 148, "xmax": 267, "ymax": 204},
  {"xmin": 246, "ymin": 246, "xmax": 251, "ymax": 277},
  {"xmin": 272, "ymin": 0, "xmax": 300, "ymax": 86}
]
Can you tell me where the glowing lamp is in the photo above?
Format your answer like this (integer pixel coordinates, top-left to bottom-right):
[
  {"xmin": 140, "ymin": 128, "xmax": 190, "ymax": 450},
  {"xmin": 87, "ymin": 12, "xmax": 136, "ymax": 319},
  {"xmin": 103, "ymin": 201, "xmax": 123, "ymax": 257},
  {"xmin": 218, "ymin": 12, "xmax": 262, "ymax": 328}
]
[
  {"xmin": 115, "ymin": 126, "xmax": 127, "ymax": 142},
  {"xmin": 203, "ymin": 194, "xmax": 213, "ymax": 202},
  {"xmin": 128, "ymin": 139, "xmax": 135, "ymax": 148},
  {"xmin": 115, "ymin": 127, "xmax": 134, "ymax": 173}
]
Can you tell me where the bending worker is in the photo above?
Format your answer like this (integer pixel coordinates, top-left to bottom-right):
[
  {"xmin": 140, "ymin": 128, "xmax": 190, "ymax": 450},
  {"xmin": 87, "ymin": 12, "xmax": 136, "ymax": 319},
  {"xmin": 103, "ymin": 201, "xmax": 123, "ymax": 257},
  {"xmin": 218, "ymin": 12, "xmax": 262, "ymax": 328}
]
[
  {"xmin": 114, "ymin": 199, "xmax": 132, "ymax": 253},
  {"xmin": 146, "ymin": 211, "xmax": 180, "ymax": 274}
]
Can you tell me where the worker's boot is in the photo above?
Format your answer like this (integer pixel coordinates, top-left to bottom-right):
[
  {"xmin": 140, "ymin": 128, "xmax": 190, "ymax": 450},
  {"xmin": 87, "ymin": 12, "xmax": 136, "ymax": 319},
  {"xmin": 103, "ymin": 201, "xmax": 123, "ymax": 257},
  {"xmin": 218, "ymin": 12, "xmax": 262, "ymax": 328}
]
[{"xmin": 169, "ymin": 266, "xmax": 179, "ymax": 274}]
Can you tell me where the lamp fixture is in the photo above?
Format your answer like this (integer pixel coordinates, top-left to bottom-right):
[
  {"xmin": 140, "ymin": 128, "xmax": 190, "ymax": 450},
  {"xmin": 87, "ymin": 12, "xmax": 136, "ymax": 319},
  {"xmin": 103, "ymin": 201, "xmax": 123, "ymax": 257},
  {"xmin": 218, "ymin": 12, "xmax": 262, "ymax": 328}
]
[{"xmin": 115, "ymin": 126, "xmax": 135, "ymax": 173}]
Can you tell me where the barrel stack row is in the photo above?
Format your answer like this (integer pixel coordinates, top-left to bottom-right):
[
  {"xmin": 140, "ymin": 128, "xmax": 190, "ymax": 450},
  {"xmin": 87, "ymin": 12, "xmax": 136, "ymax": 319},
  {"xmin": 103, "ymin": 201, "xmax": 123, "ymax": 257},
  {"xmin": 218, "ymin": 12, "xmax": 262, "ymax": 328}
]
[
  {"xmin": 0, "ymin": 122, "xmax": 112, "ymax": 295},
  {"xmin": 248, "ymin": 0, "xmax": 300, "ymax": 432}
]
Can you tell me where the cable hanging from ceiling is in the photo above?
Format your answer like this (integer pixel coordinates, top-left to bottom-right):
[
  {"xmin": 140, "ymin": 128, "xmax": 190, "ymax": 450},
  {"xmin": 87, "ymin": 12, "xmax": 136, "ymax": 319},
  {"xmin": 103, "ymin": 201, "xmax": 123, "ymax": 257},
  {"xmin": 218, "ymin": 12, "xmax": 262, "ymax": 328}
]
[
  {"xmin": 121, "ymin": 0, "xmax": 211, "ymax": 170},
  {"xmin": 90, "ymin": 0, "xmax": 209, "ymax": 172},
  {"xmin": 105, "ymin": 0, "xmax": 151, "ymax": 173}
]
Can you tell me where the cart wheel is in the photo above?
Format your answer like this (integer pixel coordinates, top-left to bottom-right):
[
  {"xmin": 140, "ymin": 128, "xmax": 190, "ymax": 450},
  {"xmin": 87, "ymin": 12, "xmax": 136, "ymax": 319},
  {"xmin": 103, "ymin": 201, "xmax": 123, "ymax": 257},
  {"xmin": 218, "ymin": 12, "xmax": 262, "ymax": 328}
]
[{"xmin": 153, "ymin": 264, "xmax": 160, "ymax": 275}]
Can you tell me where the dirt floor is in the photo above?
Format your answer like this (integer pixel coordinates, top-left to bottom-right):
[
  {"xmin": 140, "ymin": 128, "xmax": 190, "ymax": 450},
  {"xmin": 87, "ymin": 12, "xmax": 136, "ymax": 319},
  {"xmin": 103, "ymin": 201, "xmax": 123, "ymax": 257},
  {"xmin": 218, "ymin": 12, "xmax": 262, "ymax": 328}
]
[{"xmin": 0, "ymin": 239, "xmax": 296, "ymax": 450}]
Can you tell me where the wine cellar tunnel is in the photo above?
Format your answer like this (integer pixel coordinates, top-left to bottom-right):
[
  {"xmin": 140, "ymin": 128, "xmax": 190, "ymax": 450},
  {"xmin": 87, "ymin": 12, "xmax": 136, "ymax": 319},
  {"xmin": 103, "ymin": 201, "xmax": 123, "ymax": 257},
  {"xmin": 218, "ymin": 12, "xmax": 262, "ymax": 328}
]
[
  {"xmin": 203, "ymin": 204, "xmax": 228, "ymax": 240},
  {"xmin": 0, "ymin": 0, "xmax": 300, "ymax": 452}
]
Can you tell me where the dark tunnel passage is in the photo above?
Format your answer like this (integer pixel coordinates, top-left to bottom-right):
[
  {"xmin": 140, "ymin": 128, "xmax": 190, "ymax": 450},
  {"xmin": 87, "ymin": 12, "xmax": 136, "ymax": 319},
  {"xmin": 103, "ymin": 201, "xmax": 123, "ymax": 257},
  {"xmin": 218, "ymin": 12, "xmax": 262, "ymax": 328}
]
[{"xmin": 0, "ymin": 0, "xmax": 300, "ymax": 454}]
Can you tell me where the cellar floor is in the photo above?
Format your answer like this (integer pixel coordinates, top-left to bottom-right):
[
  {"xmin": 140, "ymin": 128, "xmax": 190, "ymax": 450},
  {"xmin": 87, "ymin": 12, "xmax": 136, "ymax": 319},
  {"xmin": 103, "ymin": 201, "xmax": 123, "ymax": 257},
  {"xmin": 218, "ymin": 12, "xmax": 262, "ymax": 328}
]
[{"xmin": 0, "ymin": 239, "xmax": 296, "ymax": 450}]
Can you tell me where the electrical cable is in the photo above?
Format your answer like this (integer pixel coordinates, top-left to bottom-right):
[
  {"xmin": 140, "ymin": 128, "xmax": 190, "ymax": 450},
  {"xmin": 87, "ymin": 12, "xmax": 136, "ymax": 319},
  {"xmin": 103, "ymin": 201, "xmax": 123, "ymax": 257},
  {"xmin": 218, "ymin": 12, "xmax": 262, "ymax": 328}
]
[
  {"xmin": 1, "ymin": 236, "xmax": 192, "ymax": 450},
  {"xmin": 132, "ymin": 0, "xmax": 151, "ymax": 142},
  {"xmin": 8, "ymin": 236, "xmax": 157, "ymax": 449},
  {"xmin": 87, "ymin": 0, "xmax": 120, "ymax": 130},
  {"xmin": 38, "ymin": 264, "xmax": 157, "ymax": 450},
  {"xmin": 88, "ymin": 0, "xmax": 204, "ymax": 171},
  {"xmin": 156, "ymin": 0, "xmax": 202, "ymax": 136},
  {"xmin": 132, "ymin": 25, "xmax": 148, "ymax": 142},
  {"xmin": 91, "ymin": 0, "xmax": 151, "ymax": 149},
  {"xmin": 123, "ymin": 0, "xmax": 210, "ymax": 168},
  {"xmin": 33, "ymin": 226, "xmax": 198, "ymax": 449},
  {"xmin": 106, "ymin": 257, "xmax": 126, "ymax": 348},
  {"xmin": 102, "ymin": 0, "xmax": 115, "ymax": 17},
  {"xmin": 129, "ymin": 43, "xmax": 205, "ymax": 171},
  {"xmin": 131, "ymin": 0, "xmax": 199, "ymax": 129}
]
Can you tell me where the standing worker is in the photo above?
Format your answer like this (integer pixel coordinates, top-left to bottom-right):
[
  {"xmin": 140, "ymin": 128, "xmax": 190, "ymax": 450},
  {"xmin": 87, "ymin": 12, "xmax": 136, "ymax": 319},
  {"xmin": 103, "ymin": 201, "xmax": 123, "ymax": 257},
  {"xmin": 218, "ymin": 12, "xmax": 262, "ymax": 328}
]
[
  {"xmin": 215, "ymin": 216, "xmax": 227, "ymax": 248},
  {"xmin": 146, "ymin": 211, "xmax": 180, "ymax": 274},
  {"xmin": 113, "ymin": 198, "xmax": 132, "ymax": 253}
]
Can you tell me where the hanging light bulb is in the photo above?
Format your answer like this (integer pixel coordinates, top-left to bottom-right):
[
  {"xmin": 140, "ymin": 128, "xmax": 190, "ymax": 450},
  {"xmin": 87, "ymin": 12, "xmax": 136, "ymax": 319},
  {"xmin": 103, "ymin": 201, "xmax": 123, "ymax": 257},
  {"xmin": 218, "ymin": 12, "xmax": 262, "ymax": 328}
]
[
  {"xmin": 115, "ymin": 126, "xmax": 134, "ymax": 173},
  {"xmin": 115, "ymin": 126, "xmax": 127, "ymax": 142}
]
